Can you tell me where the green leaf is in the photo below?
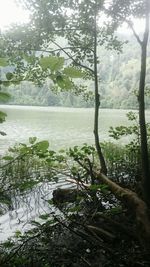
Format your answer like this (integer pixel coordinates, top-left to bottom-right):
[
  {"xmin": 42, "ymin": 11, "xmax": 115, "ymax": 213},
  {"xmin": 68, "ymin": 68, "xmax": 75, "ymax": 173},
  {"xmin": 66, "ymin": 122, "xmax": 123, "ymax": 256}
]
[
  {"xmin": 39, "ymin": 214, "xmax": 50, "ymax": 220},
  {"xmin": 68, "ymin": 205, "xmax": 81, "ymax": 212},
  {"xmin": 47, "ymin": 199, "xmax": 53, "ymax": 205},
  {"xmin": 0, "ymin": 58, "xmax": 8, "ymax": 67},
  {"xmin": 14, "ymin": 230, "xmax": 22, "ymax": 238},
  {"xmin": 29, "ymin": 136, "xmax": 37, "ymax": 144},
  {"xmin": 0, "ymin": 111, "xmax": 7, "ymax": 123},
  {"xmin": 89, "ymin": 184, "xmax": 101, "ymax": 191},
  {"xmin": 0, "ymin": 194, "xmax": 11, "ymax": 206},
  {"xmin": 40, "ymin": 56, "xmax": 64, "ymax": 71},
  {"xmin": 23, "ymin": 54, "xmax": 36, "ymax": 64},
  {"xmin": 30, "ymin": 220, "xmax": 41, "ymax": 227},
  {"xmin": 126, "ymin": 111, "xmax": 137, "ymax": 121},
  {"xmin": 56, "ymin": 75, "xmax": 73, "ymax": 90},
  {"xmin": 0, "ymin": 92, "xmax": 11, "ymax": 102},
  {"xmin": 2, "ymin": 156, "xmax": 14, "ymax": 161},
  {"xmin": 19, "ymin": 180, "xmax": 38, "ymax": 191},
  {"xmin": 63, "ymin": 67, "xmax": 84, "ymax": 78},
  {"xmin": 11, "ymin": 81, "xmax": 21, "ymax": 85},
  {"xmin": 109, "ymin": 206, "xmax": 122, "ymax": 214},
  {"xmin": 1, "ymin": 81, "xmax": 11, "ymax": 87},
  {"xmin": 2, "ymin": 240, "xmax": 14, "ymax": 249},
  {"xmin": 0, "ymin": 131, "xmax": 6, "ymax": 136},
  {"xmin": 34, "ymin": 140, "xmax": 49, "ymax": 152},
  {"xmin": 6, "ymin": 72, "xmax": 14, "ymax": 80}
]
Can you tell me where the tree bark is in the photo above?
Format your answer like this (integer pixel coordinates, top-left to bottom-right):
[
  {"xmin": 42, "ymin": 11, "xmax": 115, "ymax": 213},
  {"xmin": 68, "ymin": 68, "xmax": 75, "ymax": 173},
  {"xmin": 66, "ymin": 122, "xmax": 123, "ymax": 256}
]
[
  {"xmin": 93, "ymin": 5, "xmax": 107, "ymax": 175},
  {"xmin": 97, "ymin": 172, "xmax": 150, "ymax": 248},
  {"xmin": 138, "ymin": 0, "xmax": 150, "ymax": 205}
]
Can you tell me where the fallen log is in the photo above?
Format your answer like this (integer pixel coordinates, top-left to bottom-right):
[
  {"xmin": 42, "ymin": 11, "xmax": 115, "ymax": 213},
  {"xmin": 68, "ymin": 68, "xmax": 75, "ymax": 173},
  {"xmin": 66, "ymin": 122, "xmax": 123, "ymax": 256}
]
[{"xmin": 97, "ymin": 172, "xmax": 150, "ymax": 249}]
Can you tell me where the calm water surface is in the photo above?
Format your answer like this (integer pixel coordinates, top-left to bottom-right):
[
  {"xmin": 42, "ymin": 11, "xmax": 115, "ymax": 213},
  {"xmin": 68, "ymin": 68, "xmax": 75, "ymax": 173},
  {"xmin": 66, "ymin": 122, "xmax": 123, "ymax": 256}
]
[{"xmin": 0, "ymin": 105, "xmax": 143, "ymax": 153}]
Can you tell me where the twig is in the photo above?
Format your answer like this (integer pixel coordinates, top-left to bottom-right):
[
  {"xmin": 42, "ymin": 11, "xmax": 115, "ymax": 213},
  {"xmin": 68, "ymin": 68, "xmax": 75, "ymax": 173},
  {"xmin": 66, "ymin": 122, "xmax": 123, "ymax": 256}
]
[
  {"xmin": 66, "ymin": 177, "xmax": 90, "ymax": 188},
  {"xmin": 86, "ymin": 225, "xmax": 116, "ymax": 240},
  {"xmin": 81, "ymin": 256, "xmax": 92, "ymax": 266},
  {"xmin": 49, "ymin": 39, "xmax": 94, "ymax": 74}
]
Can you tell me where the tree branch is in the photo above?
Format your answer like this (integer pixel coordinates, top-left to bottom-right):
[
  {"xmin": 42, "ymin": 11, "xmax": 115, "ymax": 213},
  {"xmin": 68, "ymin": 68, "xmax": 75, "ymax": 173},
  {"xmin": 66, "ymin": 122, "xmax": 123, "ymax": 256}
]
[
  {"xmin": 18, "ymin": 46, "xmax": 93, "ymax": 55},
  {"xmin": 126, "ymin": 20, "xmax": 142, "ymax": 45},
  {"xmin": 49, "ymin": 39, "xmax": 94, "ymax": 74}
]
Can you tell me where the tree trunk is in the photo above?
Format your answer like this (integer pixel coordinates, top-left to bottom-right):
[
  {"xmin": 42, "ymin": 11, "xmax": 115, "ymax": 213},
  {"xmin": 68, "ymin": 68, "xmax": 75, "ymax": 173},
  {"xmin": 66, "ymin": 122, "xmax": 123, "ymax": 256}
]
[
  {"xmin": 97, "ymin": 172, "xmax": 150, "ymax": 249},
  {"xmin": 138, "ymin": 0, "xmax": 150, "ymax": 205},
  {"xmin": 93, "ymin": 7, "xmax": 107, "ymax": 175}
]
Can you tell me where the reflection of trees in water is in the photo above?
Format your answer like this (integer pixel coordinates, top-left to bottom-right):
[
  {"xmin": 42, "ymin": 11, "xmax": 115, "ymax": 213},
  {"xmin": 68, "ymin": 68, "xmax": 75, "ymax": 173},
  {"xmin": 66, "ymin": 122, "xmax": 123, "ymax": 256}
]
[
  {"xmin": 0, "ymin": 153, "xmax": 72, "ymax": 237},
  {"xmin": 7, "ymin": 178, "xmax": 70, "ymax": 229},
  {"xmin": 8, "ymin": 183, "xmax": 53, "ymax": 224}
]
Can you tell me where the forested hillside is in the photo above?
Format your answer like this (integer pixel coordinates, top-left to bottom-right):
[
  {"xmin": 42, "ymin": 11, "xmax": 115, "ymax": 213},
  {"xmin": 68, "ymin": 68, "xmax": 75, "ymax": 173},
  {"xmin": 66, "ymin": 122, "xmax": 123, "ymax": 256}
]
[{"xmin": 3, "ymin": 34, "xmax": 150, "ymax": 109}]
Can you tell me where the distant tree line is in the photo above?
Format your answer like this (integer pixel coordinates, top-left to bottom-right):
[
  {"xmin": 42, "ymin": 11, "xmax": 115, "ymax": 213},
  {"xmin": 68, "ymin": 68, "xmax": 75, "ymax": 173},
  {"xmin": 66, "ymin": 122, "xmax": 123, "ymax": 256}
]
[{"xmin": 1, "ymin": 34, "xmax": 150, "ymax": 109}]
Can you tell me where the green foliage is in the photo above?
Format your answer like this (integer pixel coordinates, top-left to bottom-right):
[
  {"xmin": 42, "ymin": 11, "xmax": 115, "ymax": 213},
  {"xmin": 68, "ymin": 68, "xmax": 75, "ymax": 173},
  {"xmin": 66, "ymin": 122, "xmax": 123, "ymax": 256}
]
[
  {"xmin": 6, "ymin": 72, "xmax": 14, "ymax": 81},
  {"xmin": 89, "ymin": 184, "xmax": 109, "ymax": 193},
  {"xmin": 1, "ymin": 36, "xmax": 149, "ymax": 108},
  {"xmin": 0, "ymin": 92, "xmax": 11, "ymax": 102},
  {"xmin": 29, "ymin": 136, "xmax": 37, "ymax": 144},
  {"xmin": 2, "ymin": 239, "xmax": 15, "ymax": 249},
  {"xmin": 0, "ymin": 137, "xmax": 146, "ymax": 266},
  {"xmin": 109, "ymin": 125, "xmax": 139, "ymax": 140},
  {"xmin": 0, "ymin": 192, "xmax": 12, "ymax": 206},
  {"xmin": 126, "ymin": 111, "xmax": 137, "ymax": 121},
  {"xmin": 56, "ymin": 75, "xmax": 73, "ymax": 90},
  {"xmin": 39, "ymin": 56, "xmax": 65, "ymax": 71},
  {"xmin": 63, "ymin": 67, "xmax": 85, "ymax": 78},
  {"xmin": 14, "ymin": 230, "xmax": 22, "ymax": 238},
  {"xmin": 39, "ymin": 214, "xmax": 50, "ymax": 220},
  {"xmin": 2, "ymin": 156, "xmax": 14, "ymax": 161},
  {"xmin": 0, "ymin": 0, "xmax": 125, "ymax": 111},
  {"xmin": 106, "ymin": 206, "xmax": 122, "ymax": 215},
  {"xmin": 0, "ymin": 58, "xmax": 8, "ymax": 67},
  {"xmin": 33, "ymin": 140, "xmax": 49, "ymax": 153},
  {"xmin": 109, "ymin": 111, "xmax": 139, "ymax": 142},
  {"xmin": 0, "ymin": 111, "xmax": 7, "ymax": 123},
  {"xmin": 68, "ymin": 144, "xmax": 96, "ymax": 160},
  {"xmin": 17, "ymin": 180, "xmax": 39, "ymax": 192}
]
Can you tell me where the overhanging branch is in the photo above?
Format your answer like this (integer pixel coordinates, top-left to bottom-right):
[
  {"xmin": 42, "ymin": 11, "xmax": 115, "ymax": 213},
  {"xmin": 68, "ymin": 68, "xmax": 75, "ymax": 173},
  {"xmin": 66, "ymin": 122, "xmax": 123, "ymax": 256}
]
[{"xmin": 49, "ymin": 39, "xmax": 94, "ymax": 74}]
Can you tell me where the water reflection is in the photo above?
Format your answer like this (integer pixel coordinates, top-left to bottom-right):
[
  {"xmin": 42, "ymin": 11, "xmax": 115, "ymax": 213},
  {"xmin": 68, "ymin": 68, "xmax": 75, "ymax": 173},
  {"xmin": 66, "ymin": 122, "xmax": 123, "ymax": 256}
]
[{"xmin": 0, "ymin": 177, "xmax": 73, "ymax": 241}]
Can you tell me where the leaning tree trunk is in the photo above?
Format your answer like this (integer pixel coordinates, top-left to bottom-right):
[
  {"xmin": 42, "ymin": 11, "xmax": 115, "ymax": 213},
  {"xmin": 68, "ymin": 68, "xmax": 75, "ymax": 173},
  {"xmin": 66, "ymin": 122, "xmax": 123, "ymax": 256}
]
[
  {"xmin": 138, "ymin": 0, "xmax": 150, "ymax": 205},
  {"xmin": 93, "ymin": 7, "xmax": 107, "ymax": 175},
  {"xmin": 96, "ymin": 172, "xmax": 150, "ymax": 249}
]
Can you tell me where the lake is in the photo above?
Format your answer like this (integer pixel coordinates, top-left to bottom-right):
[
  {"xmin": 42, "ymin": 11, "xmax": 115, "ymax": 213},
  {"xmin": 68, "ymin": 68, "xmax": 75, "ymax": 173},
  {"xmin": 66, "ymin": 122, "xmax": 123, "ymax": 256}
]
[
  {"xmin": 0, "ymin": 105, "xmax": 142, "ymax": 154},
  {"xmin": 0, "ymin": 105, "xmax": 150, "ymax": 241}
]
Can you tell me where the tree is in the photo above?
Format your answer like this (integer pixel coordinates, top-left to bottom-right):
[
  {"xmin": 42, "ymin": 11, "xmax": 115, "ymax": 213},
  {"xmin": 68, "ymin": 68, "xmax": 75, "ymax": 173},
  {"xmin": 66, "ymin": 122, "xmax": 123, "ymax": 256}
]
[
  {"xmin": 138, "ymin": 0, "xmax": 150, "ymax": 205},
  {"xmin": 107, "ymin": 0, "xmax": 150, "ymax": 203},
  {"xmin": 5, "ymin": 0, "xmax": 123, "ymax": 174},
  {"xmin": 1, "ymin": 0, "xmax": 150, "ymax": 247}
]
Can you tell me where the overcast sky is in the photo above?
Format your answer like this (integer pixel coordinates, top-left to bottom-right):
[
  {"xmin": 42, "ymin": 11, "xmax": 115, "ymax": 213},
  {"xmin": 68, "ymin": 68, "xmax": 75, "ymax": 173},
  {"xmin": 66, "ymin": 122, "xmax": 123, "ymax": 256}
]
[{"xmin": 0, "ymin": 0, "xmax": 147, "ymax": 36}]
